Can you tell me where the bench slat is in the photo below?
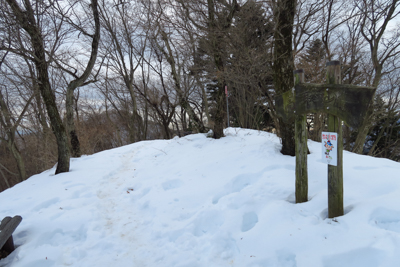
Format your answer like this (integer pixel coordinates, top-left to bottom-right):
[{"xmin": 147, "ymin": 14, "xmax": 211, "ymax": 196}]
[
  {"xmin": 0, "ymin": 217, "xmax": 12, "ymax": 230},
  {"xmin": 0, "ymin": 216, "xmax": 22, "ymax": 252}
]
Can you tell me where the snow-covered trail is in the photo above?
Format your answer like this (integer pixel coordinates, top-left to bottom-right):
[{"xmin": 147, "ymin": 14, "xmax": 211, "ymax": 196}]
[{"xmin": 1, "ymin": 128, "xmax": 400, "ymax": 266}]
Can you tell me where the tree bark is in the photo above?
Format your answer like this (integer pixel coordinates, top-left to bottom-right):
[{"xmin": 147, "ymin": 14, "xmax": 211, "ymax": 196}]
[
  {"xmin": 272, "ymin": 0, "xmax": 296, "ymax": 156},
  {"xmin": 213, "ymin": 80, "xmax": 226, "ymax": 139}
]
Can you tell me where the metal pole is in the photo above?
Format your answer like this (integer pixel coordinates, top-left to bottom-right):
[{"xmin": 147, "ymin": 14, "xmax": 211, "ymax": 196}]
[{"xmin": 225, "ymin": 85, "xmax": 230, "ymax": 128}]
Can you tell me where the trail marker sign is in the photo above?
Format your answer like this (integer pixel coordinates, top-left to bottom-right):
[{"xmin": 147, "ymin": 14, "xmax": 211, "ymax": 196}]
[
  {"xmin": 322, "ymin": 132, "xmax": 337, "ymax": 166},
  {"xmin": 275, "ymin": 61, "xmax": 376, "ymax": 218}
]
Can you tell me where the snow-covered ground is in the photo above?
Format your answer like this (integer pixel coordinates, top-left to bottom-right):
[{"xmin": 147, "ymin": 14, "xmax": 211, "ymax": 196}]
[{"xmin": 1, "ymin": 128, "xmax": 400, "ymax": 267}]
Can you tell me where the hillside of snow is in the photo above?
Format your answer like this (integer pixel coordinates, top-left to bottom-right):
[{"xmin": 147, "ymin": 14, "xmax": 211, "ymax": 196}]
[{"xmin": 1, "ymin": 128, "xmax": 400, "ymax": 267}]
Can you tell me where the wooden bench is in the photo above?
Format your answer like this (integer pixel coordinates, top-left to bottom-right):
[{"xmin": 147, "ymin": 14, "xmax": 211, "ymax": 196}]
[{"xmin": 0, "ymin": 216, "xmax": 22, "ymax": 258}]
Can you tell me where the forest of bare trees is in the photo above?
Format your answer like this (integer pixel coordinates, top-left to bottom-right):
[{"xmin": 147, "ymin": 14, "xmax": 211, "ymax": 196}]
[{"xmin": 0, "ymin": 0, "xmax": 399, "ymax": 192}]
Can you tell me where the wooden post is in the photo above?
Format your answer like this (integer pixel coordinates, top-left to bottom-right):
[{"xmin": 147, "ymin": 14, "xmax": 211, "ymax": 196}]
[
  {"xmin": 294, "ymin": 69, "xmax": 308, "ymax": 203},
  {"xmin": 326, "ymin": 61, "xmax": 344, "ymax": 218}
]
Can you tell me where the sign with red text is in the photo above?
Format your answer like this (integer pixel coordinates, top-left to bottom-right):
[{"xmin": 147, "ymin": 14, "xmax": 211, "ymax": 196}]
[{"xmin": 322, "ymin": 132, "xmax": 337, "ymax": 166}]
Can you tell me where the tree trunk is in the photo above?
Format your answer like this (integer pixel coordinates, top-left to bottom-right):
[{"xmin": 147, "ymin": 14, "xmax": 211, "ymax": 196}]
[
  {"xmin": 272, "ymin": 0, "xmax": 296, "ymax": 156},
  {"xmin": 206, "ymin": 0, "xmax": 238, "ymax": 139},
  {"xmin": 125, "ymin": 82, "xmax": 141, "ymax": 143},
  {"xmin": 66, "ymin": 88, "xmax": 81, "ymax": 157},
  {"xmin": 0, "ymin": 167, "xmax": 11, "ymax": 189},
  {"xmin": 9, "ymin": 143, "xmax": 26, "ymax": 182},
  {"xmin": 65, "ymin": 0, "xmax": 100, "ymax": 157},
  {"xmin": 28, "ymin": 61, "xmax": 52, "ymax": 169},
  {"xmin": 213, "ymin": 81, "xmax": 226, "ymax": 139},
  {"xmin": 162, "ymin": 119, "xmax": 171, "ymax": 139}
]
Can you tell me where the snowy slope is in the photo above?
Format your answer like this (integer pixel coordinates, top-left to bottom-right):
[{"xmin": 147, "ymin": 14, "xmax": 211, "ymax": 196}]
[{"xmin": 1, "ymin": 128, "xmax": 400, "ymax": 267}]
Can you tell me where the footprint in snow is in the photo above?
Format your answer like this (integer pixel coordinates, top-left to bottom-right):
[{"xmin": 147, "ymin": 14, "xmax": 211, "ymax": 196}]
[
  {"xmin": 162, "ymin": 179, "xmax": 183, "ymax": 191},
  {"xmin": 212, "ymin": 173, "xmax": 259, "ymax": 204},
  {"xmin": 370, "ymin": 207, "xmax": 400, "ymax": 233},
  {"xmin": 323, "ymin": 247, "xmax": 384, "ymax": 267},
  {"xmin": 32, "ymin": 197, "xmax": 60, "ymax": 212},
  {"xmin": 241, "ymin": 212, "xmax": 258, "ymax": 232}
]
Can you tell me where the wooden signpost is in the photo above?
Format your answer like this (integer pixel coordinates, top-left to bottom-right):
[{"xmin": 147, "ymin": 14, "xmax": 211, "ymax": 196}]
[{"xmin": 276, "ymin": 61, "xmax": 376, "ymax": 218}]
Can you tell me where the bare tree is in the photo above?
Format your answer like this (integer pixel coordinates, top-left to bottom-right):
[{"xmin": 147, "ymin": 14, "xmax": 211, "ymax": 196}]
[
  {"xmin": 353, "ymin": 0, "xmax": 400, "ymax": 154},
  {"xmin": 367, "ymin": 70, "xmax": 400, "ymax": 158},
  {"xmin": 224, "ymin": 0, "xmax": 275, "ymax": 130},
  {"xmin": 149, "ymin": 0, "xmax": 207, "ymax": 133},
  {"xmin": 50, "ymin": 0, "xmax": 101, "ymax": 157},
  {"xmin": 2, "ymin": 0, "xmax": 70, "ymax": 174},
  {"xmin": 292, "ymin": 0, "xmax": 326, "ymax": 58},
  {"xmin": 98, "ymin": 0, "xmax": 147, "ymax": 142},
  {"xmin": 0, "ymin": 52, "xmax": 33, "ymax": 182},
  {"xmin": 177, "ymin": 0, "xmax": 239, "ymax": 138}
]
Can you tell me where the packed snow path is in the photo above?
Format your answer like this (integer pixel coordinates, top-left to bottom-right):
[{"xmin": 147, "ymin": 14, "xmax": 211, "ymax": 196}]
[{"xmin": 1, "ymin": 128, "xmax": 400, "ymax": 266}]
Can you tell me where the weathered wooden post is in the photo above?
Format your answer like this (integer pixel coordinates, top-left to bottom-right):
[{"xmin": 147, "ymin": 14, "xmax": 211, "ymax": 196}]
[
  {"xmin": 294, "ymin": 69, "xmax": 308, "ymax": 203},
  {"xmin": 326, "ymin": 61, "xmax": 344, "ymax": 218}
]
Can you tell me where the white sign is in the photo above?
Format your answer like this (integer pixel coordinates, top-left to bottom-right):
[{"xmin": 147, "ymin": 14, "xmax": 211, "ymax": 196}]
[{"xmin": 322, "ymin": 132, "xmax": 338, "ymax": 166}]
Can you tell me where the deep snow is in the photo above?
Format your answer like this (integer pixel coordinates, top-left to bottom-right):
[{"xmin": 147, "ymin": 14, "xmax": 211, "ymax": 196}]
[{"xmin": 1, "ymin": 128, "xmax": 400, "ymax": 267}]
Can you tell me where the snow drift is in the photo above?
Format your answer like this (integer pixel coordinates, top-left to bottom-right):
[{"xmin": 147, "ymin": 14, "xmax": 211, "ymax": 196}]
[{"xmin": 1, "ymin": 128, "xmax": 400, "ymax": 267}]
